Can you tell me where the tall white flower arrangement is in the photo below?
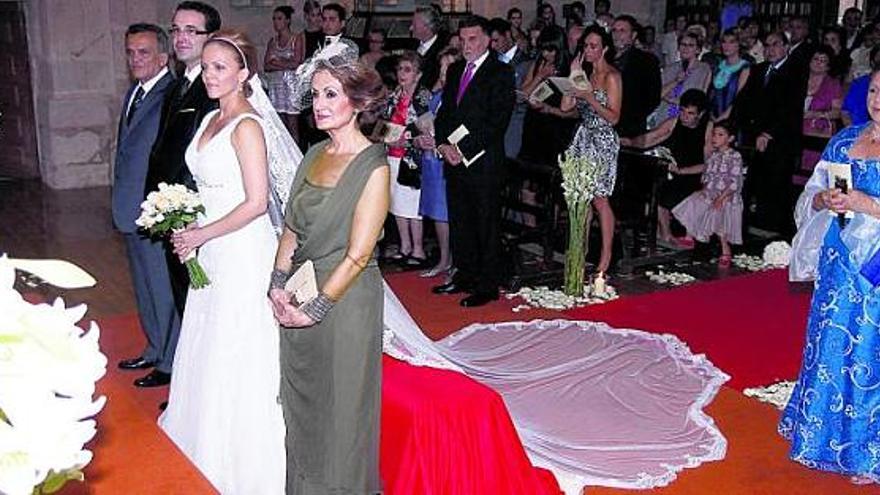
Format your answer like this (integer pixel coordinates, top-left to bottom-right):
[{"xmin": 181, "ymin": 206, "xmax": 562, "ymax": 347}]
[
  {"xmin": 558, "ymin": 152, "xmax": 606, "ymax": 296},
  {"xmin": 0, "ymin": 255, "xmax": 106, "ymax": 495}
]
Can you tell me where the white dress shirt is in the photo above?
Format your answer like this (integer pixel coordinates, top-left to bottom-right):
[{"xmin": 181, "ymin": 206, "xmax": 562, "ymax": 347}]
[
  {"xmin": 126, "ymin": 66, "xmax": 169, "ymax": 116},
  {"xmin": 500, "ymin": 45, "xmax": 518, "ymax": 64},
  {"xmin": 417, "ymin": 34, "xmax": 438, "ymax": 56},
  {"xmin": 183, "ymin": 64, "xmax": 202, "ymax": 85}
]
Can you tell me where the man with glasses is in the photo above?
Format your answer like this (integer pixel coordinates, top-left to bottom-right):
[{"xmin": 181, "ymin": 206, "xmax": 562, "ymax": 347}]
[{"xmin": 140, "ymin": 1, "xmax": 220, "ymax": 388}]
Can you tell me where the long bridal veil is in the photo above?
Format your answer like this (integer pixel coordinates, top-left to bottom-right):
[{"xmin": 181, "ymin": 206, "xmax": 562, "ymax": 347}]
[{"xmin": 247, "ymin": 78, "xmax": 302, "ymax": 233}]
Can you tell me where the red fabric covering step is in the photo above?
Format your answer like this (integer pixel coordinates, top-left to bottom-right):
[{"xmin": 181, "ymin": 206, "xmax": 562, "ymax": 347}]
[{"xmin": 381, "ymin": 355, "xmax": 561, "ymax": 495}]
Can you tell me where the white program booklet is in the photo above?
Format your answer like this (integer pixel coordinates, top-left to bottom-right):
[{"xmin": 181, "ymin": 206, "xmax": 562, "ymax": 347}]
[
  {"xmin": 447, "ymin": 125, "xmax": 485, "ymax": 167},
  {"xmin": 528, "ymin": 81, "xmax": 554, "ymax": 102},
  {"xmin": 549, "ymin": 70, "xmax": 592, "ymax": 95},
  {"xmin": 826, "ymin": 162, "xmax": 855, "ymax": 219}
]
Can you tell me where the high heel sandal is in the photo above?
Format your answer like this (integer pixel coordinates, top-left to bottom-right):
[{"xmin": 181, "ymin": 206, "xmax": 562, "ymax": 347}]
[
  {"xmin": 387, "ymin": 249, "xmax": 411, "ymax": 262},
  {"xmin": 420, "ymin": 264, "xmax": 451, "ymax": 278}
]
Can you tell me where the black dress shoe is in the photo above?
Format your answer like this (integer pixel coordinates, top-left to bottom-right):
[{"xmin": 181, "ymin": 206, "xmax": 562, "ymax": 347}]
[
  {"xmin": 432, "ymin": 282, "xmax": 469, "ymax": 295},
  {"xmin": 159, "ymin": 401, "xmax": 168, "ymax": 411},
  {"xmin": 460, "ymin": 292, "xmax": 499, "ymax": 307},
  {"xmin": 118, "ymin": 356, "xmax": 156, "ymax": 370},
  {"xmin": 134, "ymin": 370, "xmax": 171, "ymax": 388}
]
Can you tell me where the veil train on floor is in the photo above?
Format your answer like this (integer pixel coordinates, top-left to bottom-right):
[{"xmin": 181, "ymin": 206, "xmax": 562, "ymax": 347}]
[{"xmin": 253, "ymin": 70, "xmax": 728, "ymax": 494}]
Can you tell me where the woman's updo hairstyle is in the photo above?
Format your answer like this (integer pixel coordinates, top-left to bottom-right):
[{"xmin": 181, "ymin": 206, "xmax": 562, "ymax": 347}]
[
  {"xmin": 314, "ymin": 59, "xmax": 387, "ymax": 114},
  {"xmin": 274, "ymin": 5, "xmax": 294, "ymax": 22},
  {"xmin": 206, "ymin": 29, "xmax": 258, "ymax": 97}
]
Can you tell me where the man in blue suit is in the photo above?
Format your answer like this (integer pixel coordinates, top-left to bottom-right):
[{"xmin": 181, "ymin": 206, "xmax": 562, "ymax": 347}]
[
  {"xmin": 490, "ymin": 17, "xmax": 530, "ymax": 159},
  {"xmin": 113, "ymin": 23, "xmax": 179, "ymax": 386}
]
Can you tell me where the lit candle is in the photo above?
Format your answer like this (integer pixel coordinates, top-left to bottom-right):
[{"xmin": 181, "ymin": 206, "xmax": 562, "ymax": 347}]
[{"xmin": 593, "ymin": 272, "xmax": 606, "ymax": 297}]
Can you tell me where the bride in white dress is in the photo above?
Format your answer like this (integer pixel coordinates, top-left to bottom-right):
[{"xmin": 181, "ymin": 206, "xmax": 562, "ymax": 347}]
[{"xmin": 158, "ymin": 31, "xmax": 286, "ymax": 494}]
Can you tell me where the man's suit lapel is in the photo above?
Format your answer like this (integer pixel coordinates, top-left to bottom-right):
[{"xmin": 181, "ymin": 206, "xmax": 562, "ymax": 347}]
[
  {"xmin": 176, "ymin": 76, "xmax": 204, "ymax": 112},
  {"xmin": 118, "ymin": 84, "xmax": 137, "ymax": 140},
  {"xmin": 447, "ymin": 61, "xmax": 465, "ymax": 107},
  {"xmin": 509, "ymin": 47, "xmax": 527, "ymax": 67},
  {"xmin": 457, "ymin": 54, "xmax": 496, "ymax": 107},
  {"xmin": 126, "ymin": 73, "xmax": 174, "ymax": 133}
]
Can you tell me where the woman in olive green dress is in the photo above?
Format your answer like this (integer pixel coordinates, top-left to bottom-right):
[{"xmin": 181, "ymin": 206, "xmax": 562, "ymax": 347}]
[{"xmin": 268, "ymin": 60, "xmax": 388, "ymax": 494}]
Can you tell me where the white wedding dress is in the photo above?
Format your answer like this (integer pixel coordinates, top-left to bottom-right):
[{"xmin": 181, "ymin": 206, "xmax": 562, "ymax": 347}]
[{"xmin": 158, "ymin": 110, "xmax": 286, "ymax": 494}]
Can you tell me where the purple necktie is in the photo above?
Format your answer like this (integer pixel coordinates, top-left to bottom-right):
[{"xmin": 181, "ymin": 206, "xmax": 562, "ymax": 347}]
[{"xmin": 455, "ymin": 62, "xmax": 476, "ymax": 104}]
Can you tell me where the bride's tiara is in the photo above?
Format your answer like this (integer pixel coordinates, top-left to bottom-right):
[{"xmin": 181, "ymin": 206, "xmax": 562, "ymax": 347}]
[{"xmin": 210, "ymin": 36, "xmax": 249, "ymax": 71}]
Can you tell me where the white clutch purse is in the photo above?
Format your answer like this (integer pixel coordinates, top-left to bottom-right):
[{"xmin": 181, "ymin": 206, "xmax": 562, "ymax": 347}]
[{"xmin": 284, "ymin": 260, "xmax": 318, "ymax": 306}]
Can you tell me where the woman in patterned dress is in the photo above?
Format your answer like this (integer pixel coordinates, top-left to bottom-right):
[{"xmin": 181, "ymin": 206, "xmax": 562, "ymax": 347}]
[
  {"xmin": 264, "ymin": 6, "xmax": 303, "ymax": 138},
  {"xmin": 560, "ymin": 24, "xmax": 621, "ymax": 275},
  {"xmin": 379, "ymin": 51, "xmax": 433, "ymax": 267}
]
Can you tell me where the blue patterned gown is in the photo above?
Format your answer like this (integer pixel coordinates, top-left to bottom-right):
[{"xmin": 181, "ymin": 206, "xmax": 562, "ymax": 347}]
[{"xmin": 780, "ymin": 123, "xmax": 880, "ymax": 480}]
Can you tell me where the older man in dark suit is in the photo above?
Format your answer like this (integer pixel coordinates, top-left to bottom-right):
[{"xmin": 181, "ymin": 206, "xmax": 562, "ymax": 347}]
[
  {"xmin": 140, "ymin": 1, "xmax": 220, "ymax": 388},
  {"xmin": 433, "ymin": 15, "xmax": 515, "ymax": 307},
  {"xmin": 412, "ymin": 5, "xmax": 449, "ymax": 91},
  {"xmin": 114, "ymin": 24, "xmax": 178, "ymax": 385},
  {"xmin": 733, "ymin": 30, "xmax": 805, "ymax": 236}
]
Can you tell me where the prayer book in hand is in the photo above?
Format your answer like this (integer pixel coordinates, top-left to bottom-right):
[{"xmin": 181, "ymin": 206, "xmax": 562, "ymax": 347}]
[{"xmin": 447, "ymin": 125, "xmax": 485, "ymax": 167}]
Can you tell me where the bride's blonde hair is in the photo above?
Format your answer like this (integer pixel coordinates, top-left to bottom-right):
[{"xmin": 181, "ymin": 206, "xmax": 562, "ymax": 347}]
[{"xmin": 206, "ymin": 29, "xmax": 258, "ymax": 97}]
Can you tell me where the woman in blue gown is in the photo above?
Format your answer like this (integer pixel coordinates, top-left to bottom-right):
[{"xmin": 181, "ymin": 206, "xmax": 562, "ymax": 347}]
[{"xmin": 782, "ymin": 71, "xmax": 880, "ymax": 483}]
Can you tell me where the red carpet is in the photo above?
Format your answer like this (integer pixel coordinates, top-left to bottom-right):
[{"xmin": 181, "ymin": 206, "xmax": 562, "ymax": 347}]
[
  {"xmin": 55, "ymin": 271, "xmax": 876, "ymax": 495},
  {"xmin": 564, "ymin": 269, "xmax": 812, "ymax": 390}
]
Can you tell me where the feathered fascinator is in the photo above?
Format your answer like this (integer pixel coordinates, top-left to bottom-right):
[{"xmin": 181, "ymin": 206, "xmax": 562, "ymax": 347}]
[{"xmin": 287, "ymin": 38, "xmax": 361, "ymax": 112}]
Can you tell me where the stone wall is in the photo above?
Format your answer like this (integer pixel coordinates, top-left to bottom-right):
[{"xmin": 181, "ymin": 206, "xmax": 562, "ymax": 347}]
[{"xmin": 24, "ymin": 0, "xmax": 665, "ymax": 189}]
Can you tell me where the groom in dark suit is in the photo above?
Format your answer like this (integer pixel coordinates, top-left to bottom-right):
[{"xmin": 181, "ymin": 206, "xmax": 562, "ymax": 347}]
[
  {"xmin": 113, "ymin": 24, "xmax": 179, "ymax": 385},
  {"xmin": 433, "ymin": 15, "xmax": 515, "ymax": 307},
  {"xmin": 139, "ymin": 1, "xmax": 220, "ymax": 387}
]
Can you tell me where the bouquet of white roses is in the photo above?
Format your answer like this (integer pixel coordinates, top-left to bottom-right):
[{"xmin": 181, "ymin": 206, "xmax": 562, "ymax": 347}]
[
  {"xmin": 0, "ymin": 255, "xmax": 107, "ymax": 495},
  {"xmin": 135, "ymin": 182, "xmax": 210, "ymax": 288}
]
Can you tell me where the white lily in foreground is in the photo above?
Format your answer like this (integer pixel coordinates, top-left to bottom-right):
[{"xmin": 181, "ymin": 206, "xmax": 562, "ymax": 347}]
[{"xmin": 0, "ymin": 255, "xmax": 106, "ymax": 495}]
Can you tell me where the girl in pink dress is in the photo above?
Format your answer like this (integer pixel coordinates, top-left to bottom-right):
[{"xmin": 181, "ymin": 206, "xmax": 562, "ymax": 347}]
[{"xmin": 672, "ymin": 120, "xmax": 743, "ymax": 266}]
